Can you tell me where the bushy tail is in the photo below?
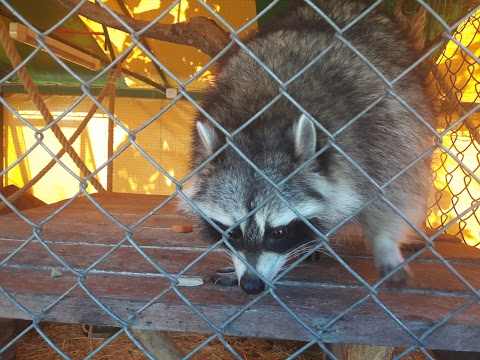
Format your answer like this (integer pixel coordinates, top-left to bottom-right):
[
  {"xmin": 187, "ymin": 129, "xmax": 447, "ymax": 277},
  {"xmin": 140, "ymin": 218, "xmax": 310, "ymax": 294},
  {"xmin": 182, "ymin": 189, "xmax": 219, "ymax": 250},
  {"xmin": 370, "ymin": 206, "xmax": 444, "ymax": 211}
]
[{"xmin": 393, "ymin": 0, "xmax": 427, "ymax": 53}]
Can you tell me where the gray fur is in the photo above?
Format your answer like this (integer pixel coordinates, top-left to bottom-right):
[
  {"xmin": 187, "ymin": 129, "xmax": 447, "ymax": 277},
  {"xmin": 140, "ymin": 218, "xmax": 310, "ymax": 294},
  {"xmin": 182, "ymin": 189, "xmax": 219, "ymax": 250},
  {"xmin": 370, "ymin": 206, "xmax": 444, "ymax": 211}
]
[{"xmin": 180, "ymin": 0, "xmax": 435, "ymax": 293}]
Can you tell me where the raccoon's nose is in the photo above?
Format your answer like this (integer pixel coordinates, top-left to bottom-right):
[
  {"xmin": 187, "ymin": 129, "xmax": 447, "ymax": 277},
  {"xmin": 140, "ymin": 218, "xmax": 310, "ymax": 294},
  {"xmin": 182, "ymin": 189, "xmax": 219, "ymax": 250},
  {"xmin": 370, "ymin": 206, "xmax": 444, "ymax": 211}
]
[{"xmin": 240, "ymin": 274, "xmax": 265, "ymax": 295}]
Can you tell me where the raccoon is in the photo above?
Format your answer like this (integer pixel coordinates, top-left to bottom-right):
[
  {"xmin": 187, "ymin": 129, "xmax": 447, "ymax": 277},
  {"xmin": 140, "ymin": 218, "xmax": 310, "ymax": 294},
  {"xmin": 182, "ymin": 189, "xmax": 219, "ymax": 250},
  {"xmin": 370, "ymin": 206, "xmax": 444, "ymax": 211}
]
[{"xmin": 180, "ymin": 0, "xmax": 435, "ymax": 294}]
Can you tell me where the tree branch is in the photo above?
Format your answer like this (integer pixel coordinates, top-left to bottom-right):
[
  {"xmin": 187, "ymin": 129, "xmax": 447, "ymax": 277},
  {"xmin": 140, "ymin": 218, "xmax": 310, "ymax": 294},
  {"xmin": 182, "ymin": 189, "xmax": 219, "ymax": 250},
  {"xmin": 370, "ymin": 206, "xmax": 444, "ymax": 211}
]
[{"xmin": 54, "ymin": 0, "xmax": 231, "ymax": 58}]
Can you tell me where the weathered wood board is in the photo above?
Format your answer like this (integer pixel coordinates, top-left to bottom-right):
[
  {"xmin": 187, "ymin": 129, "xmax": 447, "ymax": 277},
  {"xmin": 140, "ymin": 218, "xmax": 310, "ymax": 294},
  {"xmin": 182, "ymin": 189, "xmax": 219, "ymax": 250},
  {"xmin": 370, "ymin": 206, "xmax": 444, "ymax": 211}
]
[{"xmin": 0, "ymin": 193, "xmax": 479, "ymax": 351}]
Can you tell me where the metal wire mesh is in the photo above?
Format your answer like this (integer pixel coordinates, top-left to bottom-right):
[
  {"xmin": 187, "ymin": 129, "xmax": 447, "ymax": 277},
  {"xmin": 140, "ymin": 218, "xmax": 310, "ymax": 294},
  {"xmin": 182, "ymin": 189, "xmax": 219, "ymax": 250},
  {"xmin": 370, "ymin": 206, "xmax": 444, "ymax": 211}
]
[
  {"xmin": 426, "ymin": 7, "xmax": 480, "ymax": 245},
  {"xmin": 0, "ymin": 0, "xmax": 479, "ymax": 359}
]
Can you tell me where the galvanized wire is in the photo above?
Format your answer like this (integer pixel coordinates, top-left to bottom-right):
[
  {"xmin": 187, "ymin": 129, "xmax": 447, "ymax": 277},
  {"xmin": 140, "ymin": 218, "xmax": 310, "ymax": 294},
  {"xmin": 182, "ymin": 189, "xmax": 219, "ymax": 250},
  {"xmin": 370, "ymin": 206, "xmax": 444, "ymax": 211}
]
[
  {"xmin": 426, "ymin": 3, "xmax": 480, "ymax": 245},
  {"xmin": 0, "ymin": 0, "xmax": 479, "ymax": 359}
]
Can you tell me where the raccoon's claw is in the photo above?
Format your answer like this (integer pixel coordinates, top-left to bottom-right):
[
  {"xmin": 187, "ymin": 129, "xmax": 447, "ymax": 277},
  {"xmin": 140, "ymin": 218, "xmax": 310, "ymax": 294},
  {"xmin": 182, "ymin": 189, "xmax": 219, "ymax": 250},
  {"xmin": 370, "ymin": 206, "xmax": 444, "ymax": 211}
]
[
  {"xmin": 378, "ymin": 264, "xmax": 413, "ymax": 286},
  {"xmin": 205, "ymin": 267, "xmax": 238, "ymax": 287}
]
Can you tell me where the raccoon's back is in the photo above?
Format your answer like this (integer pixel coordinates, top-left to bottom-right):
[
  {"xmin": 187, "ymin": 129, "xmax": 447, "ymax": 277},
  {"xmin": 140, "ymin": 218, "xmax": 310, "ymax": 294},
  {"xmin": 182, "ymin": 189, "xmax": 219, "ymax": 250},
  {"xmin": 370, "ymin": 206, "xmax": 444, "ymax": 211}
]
[
  {"xmin": 194, "ymin": 0, "xmax": 434, "ymax": 189},
  {"xmin": 201, "ymin": 1, "xmax": 428, "ymax": 132}
]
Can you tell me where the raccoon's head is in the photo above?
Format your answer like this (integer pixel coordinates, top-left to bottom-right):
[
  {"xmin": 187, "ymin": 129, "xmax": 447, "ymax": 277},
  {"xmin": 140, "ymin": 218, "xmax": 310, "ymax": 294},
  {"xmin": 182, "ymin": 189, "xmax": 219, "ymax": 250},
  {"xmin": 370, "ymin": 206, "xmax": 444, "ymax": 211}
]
[{"xmin": 182, "ymin": 115, "xmax": 351, "ymax": 294}]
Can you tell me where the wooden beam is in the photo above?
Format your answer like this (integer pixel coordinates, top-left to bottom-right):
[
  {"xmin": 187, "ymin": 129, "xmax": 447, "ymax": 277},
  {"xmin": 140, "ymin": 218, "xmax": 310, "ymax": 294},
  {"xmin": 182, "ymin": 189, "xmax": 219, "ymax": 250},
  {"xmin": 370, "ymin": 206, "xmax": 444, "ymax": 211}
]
[{"xmin": 132, "ymin": 329, "xmax": 183, "ymax": 360}]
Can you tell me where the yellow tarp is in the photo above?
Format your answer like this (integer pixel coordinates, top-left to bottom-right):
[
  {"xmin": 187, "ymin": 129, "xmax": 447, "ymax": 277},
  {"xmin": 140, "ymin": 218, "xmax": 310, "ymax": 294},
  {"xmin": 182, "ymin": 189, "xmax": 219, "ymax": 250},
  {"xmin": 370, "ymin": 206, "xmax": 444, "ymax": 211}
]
[
  {"xmin": 80, "ymin": 0, "xmax": 258, "ymax": 90},
  {"xmin": 4, "ymin": 93, "xmax": 194, "ymax": 203}
]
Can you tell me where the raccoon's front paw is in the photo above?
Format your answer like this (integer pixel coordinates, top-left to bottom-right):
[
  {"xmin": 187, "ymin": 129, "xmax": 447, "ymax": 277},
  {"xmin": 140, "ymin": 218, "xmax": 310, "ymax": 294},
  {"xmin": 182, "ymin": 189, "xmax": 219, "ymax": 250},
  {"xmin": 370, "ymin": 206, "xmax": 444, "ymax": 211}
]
[
  {"xmin": 373, "ymin": 243, "xmax": 413, "ymax": 285},
  {"xmin": 378, "ymin": 263, "xmax": 413, "ymax": 286},
  {"xmin": 205, "ymin": 267, "xmax": 238, "ymax": 287},
  {"xmin": 400, "ymin": 239, "xmax": 426, "ymax": 252}
]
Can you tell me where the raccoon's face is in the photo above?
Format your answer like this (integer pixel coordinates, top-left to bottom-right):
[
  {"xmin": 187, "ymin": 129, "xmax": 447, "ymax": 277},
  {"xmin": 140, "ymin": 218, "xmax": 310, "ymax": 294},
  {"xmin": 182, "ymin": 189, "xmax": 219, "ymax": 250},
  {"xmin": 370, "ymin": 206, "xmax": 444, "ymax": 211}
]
[
  {"xmin": 180, "ymin": 115, "xmax": 320, "ymax": 294},
  {"xmin": 191, "ymin": 163, "xmax": 324, "ymax": 294},
  {"xmin": 182, "ymin": 114, "xmax": 359, "ymax": 294},
  {"xmin": 201, "ymin": 210, "xmax": 321, "ymax": 294}
]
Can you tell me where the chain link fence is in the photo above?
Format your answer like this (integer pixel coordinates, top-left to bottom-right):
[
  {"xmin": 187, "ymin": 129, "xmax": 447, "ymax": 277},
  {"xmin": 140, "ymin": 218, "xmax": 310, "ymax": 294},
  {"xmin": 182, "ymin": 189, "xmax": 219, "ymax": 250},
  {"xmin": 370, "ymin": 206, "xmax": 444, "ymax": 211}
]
[
  {"xmin": 0, "ymin": 0, "xmax": 479, "ymax": 359},
  {"xmin": 427, "ymin": 5, "xmax": 480, "ymax": 245}
]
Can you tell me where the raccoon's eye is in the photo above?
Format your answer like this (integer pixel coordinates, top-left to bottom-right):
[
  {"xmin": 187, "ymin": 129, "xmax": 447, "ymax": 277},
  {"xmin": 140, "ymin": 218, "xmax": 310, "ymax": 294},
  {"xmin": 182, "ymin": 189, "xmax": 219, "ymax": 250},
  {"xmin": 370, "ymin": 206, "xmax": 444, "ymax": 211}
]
[
  {"xmin": 228, "ymin": 227, "xmax": 242, "ymax": 240},
  {"xmin": 270, "ymin": 226, "xmax": 288, "ymax": 240}
]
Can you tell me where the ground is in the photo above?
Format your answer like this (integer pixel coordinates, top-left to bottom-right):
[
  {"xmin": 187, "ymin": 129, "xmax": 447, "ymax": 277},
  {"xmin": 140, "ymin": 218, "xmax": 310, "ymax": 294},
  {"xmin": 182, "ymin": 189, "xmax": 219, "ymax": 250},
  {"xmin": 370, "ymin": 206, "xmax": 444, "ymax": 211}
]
[{"xmin": 14, "ymin": 322, "xmax": 431, "ymax": 360}]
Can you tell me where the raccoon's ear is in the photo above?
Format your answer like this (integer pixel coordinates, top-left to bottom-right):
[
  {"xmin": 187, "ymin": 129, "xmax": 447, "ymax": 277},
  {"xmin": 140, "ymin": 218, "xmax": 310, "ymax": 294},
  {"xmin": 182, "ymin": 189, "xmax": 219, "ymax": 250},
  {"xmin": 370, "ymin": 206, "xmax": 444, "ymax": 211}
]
[
  {"xmin": 196, "ymin": 121, "xmax": 218, "ymax": 154},
  {"xmin": 294, "ymin": 114, "xmax": 316, "ymax": 160}
]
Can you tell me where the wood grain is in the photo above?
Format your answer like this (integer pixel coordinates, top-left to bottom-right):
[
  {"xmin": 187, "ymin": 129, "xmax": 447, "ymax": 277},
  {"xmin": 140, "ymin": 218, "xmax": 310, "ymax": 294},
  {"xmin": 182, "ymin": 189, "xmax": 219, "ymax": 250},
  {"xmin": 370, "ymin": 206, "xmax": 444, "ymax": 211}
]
[{"xmin": 1, "ymin": 193, "xmax": 479, "ymax": 351}]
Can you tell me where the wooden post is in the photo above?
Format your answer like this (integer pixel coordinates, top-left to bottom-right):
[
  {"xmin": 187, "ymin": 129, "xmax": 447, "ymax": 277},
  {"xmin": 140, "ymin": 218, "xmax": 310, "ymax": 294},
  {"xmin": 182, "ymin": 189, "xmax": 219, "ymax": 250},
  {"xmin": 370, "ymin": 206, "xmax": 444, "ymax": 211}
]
[
  {"xmin": 0, "ymin": 318, "xmax": 18, "ymax": 360},
  {"xmin": 329, "ymin": 343, "xmax": 395, "ymax": 360},
  {"xmin": 132, "ymin": 329, "xmax": 184, "ymax": 360}
]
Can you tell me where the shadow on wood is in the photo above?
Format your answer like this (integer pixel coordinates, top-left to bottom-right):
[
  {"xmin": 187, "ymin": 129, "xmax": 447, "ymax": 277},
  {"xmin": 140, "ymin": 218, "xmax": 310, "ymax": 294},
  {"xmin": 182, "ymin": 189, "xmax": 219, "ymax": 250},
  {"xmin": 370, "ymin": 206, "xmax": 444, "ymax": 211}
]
[{"xmin": 0, "ymin": 185, "xmax": 46, "ymax": 215}]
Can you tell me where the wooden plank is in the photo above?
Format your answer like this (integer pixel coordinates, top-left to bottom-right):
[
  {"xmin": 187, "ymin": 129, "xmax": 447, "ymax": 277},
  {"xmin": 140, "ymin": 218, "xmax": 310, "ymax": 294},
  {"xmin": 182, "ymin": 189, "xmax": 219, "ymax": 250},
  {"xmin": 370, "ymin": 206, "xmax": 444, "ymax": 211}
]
[
  {"xmin": 0, "ymin": 222, "xmax": 476, "ymax": 262},
  {"xmin": 0, "ymin": 194, "xmax": 186, "ymax": 230},
  {"xmin": 0, "ymin": 193, "xmax": 471, "ymax": 255},
  {"xmin": 0, "ymin": 219, "xmax": 202, "ymax": 247},
  {"xmin": 0, "ymin": 269, "xmax": 479, "ymax": 351},
  {"xmin": 0, "ymin": 211, "xmax": 191, "ymax": 230},
  {"xmin": 1, "ymin": 267, "xmax": 477, "ymax": 324},
  {"xmin": 1, "ymin": 193, "xmax": 480, "ymax": 352},
  {"xmin": 2, "ymin": 237, "xmax": 480, "ymax": 293}
]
